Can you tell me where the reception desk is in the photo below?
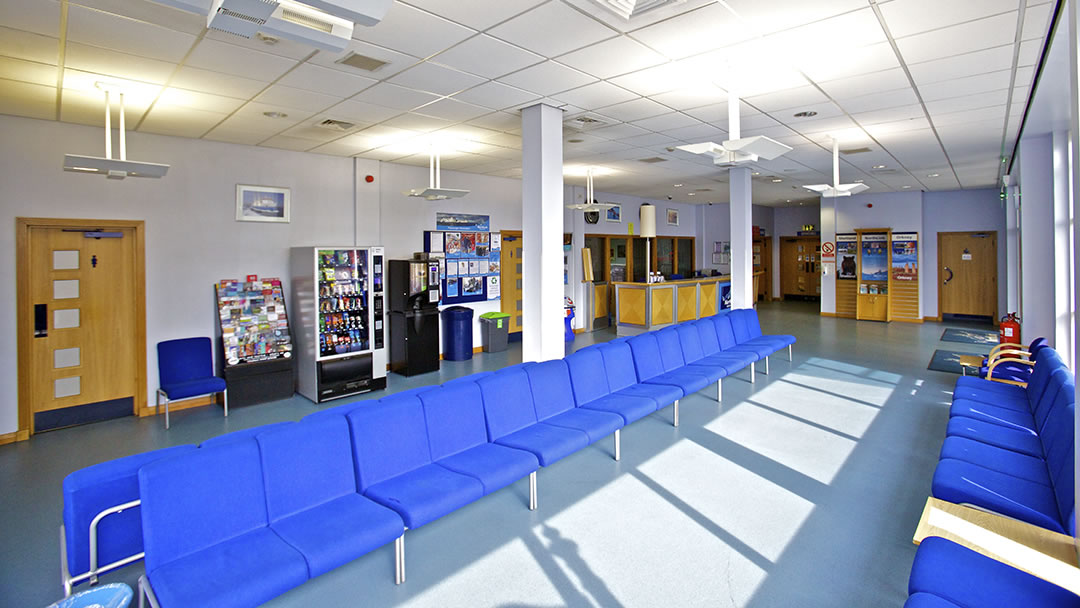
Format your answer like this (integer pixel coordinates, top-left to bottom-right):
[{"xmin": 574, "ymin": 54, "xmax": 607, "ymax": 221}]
[{"xmin": 613, "ymin": 276, "xmax": 732, "ymax": 336}]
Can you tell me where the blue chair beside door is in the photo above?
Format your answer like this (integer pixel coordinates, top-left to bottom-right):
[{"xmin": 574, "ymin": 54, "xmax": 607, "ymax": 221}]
[{"xmin": 156, "ymin": 337, "xmax": 227, "ymax": 430}]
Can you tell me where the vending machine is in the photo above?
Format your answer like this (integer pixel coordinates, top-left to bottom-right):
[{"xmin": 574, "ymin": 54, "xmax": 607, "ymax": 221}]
[
  {"xmin": 388, "ymin": 258, "xmax": 441, "ymax": 376},
  {"xmin": 290, "ymin": 246, "xmax": 386, "ymax": 402}
]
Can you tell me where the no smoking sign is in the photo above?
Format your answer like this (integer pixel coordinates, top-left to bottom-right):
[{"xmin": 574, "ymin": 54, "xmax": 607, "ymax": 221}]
[{"xmin": 822, "ymin": 241, "xmax": 835, "ymax": 259}]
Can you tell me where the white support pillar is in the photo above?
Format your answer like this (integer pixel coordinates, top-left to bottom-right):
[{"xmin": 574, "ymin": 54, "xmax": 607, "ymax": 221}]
[
  {"xmin": 1019, "ymin": 135, "xmax": 1056, "ymax": 345},
  {"xmin": 521, "ymin": 103, "xmax": 565, "ymax": 363},
  {"xmin": 1067, "ymin": 0, "xmax": 1080, "ymax": 563},
  {"xmin": 730, "ymin": 166, "xmax": 753, "ymax": 309},
  {"xmin": 1005, "ymin": 183, "xmax": 1020, "ymax": 315},
  {"xmin": 819, "ymin": 196, "xmax": 837, "ymax": 315},
  {"xmin": 1053, "ymin": 129, "xmax": 1075, "ymax": 367}
]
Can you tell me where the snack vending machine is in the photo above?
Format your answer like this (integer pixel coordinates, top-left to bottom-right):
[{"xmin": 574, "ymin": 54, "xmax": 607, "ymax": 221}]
[{"xmin": 290, "ymin": 246, "xmax": 386, "ymax": 402}]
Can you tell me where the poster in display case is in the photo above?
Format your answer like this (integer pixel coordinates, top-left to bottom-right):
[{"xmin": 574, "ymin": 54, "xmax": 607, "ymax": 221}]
[{"xmin": 425, "ymin": 217, "xmax": 501, "ymax": 305}]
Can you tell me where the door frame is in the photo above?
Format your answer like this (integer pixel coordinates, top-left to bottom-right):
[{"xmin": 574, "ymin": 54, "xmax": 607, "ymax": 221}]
[
  {"xmin": 936, "ymin": 230, "xmax": 998, "ymax": 323},
  {"xmin": 15, "ymin": 218, "xmax": 147, "ymax": 437}
]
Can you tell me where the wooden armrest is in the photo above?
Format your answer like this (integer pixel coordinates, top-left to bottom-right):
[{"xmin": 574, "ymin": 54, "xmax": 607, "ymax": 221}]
[
  {"xmin": 986, "ymin": 357, "xmax": 1034, "ymax": 386},
  {"xmin": 988, "ymin": 343, "xmax": 1029, "ymax": 360}
]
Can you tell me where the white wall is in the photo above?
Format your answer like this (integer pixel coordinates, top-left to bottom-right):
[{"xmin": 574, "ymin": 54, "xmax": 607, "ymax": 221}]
[
  {"xmin": 774, "ymin": 205, "xmax": 821, "ymax": 237},
  {"xmin": 1019, "ymin": 134, "xmax": 1057, "ymax": 343}
]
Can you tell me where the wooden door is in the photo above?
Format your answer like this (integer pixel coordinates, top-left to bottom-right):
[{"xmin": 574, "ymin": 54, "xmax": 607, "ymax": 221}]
[
  {"xmin": 754, "ymin": 237, "xmax": 772, "ymax": 300},
  {"xmin": 939, "ymin": 232, "xmax": 997, "ymax": 318},
  {"xmin": 500, "ymin": 231, "xmax": 524, "ymax": 333},
  {"xmin": 780, "ymin": 237, "xmax": 819, "ymax": 298},
  {"xmin": 17, "ymin": 219, "xmax": 145, "ymax": 434}
]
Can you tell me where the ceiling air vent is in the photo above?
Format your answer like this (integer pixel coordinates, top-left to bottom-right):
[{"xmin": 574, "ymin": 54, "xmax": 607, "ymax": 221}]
[
  {"xmin": 637, "ymin": 157, "xmax": 668, "ymax": 164},
  {"xmin": 589, "ymin": 0, "xmax": 686, "ymax": 20},
  {"xmin": 336, "ymin": 52, "xmax": 389, "ymax": 72},
  {"xmin": 564, "ymin": 113, "xmax": 610, "ymax": 132},
  {"xmin": 840, "ymin": 147, "xmax": 872, "ymax": 155},
  {"xmin": 315, "ymin": 118, "xmax": 356, "ymax": 132}
]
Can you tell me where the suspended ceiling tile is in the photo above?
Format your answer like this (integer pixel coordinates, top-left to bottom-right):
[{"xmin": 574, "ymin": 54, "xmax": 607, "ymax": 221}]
[
  {"xmin": 739, "ymin": 112, "xmax": 783, "ymax": 131},
  {"xmin": 352, "ymin": 82, "xmax": 441, "ymax": 111},
  {"xmin": 789, "ymin": 115, "xmax": 858, "ymax": 136},
  {"xmin": 771, "ymin": 100, "xmax": 846, "ymax": 124},
  {"xmin": 0, "ymin": 27, "xmax": 59, "ymax": 64},
  {"xmin": 307, "ymin": 39, "xmax": 420, "ymax": 78},
  {"xmin": 259, "ymin": 135, "xmax": 321, "ymax": 152},
  {"xmin": 863, "ymin": 116, "xmax": 931, "ymax": 137},
  {"xmin": 467, "ymin": 111, "xmax": 522, "ymax": 133},
  {"xmin": 836, "ymin": 87, "xmax": 919, "ymax": 114},
  {"xmin": 185, "ymin": 38, "xmax": 298, "ymax": 82},
  {"xmin": 432, "ymin": 34, "xmax": 543, "ymax": 80},
  {"xmin": 0, "ymin": 0, "xmax": 60, "ymax": 37},
  {"xmin": 1017, "ymin": 38, "xmax": 1043, "ymax": 67},
  {"xmin": 204, "ymin": 123, "xmax": 280, "ymax": 146},
  {"xmin": 907, "ymin": 44, "xmax": 1015, "ymax": 85},
  {"xmin": 1021, "ymin": 2, "xmax": 1054, "ymax": 40},
  {"xmin": 402, "ymin": 0, "xmax": 540, "ymax": 31},
  {"xmin": 818, "ymin": 68, "xmax": 910, "ymax": 101},
  {"xmin": 72, "ymin": 0, "xmax": 208, "ymax": 35},
  {"xmin": 138, "ymin": 105, "xmax": 227, "ymax": 138},
  {"xmin": 648, "ymin": 87, "xmax": 727, "ymax": 112},
  {"xmin": 324, "ymin": 98, "xmax": 402, "ymax": 124},
  {"xmin": 879, "ymin": 0, "xmax": 1019, "ymax": 39},
  {"xmin": 630, "ymin": 112, "xmax": 701, "ymax": 133},
  {"xmin": 387, "ymin": 61, "xmax": 485, "ymax": 96},
  {"xmin": 279, "ymin": 119, "xmax": 365, "ymax": 143},
  {"xmin": 919, "ymin": 70, "xmax": 1014, "ymax": 104},
  {"xmin": 451, "ymin": 81, "xmax": 540, "ymax": 111},
  {"xmin": 801, "ymin": 41, "xmax": 901, "ymax": 82},
  {"xmin": 230, "ymin": 101, "xmax": 312, "ymax": 126},
  {"xmin": 66, "ymin": 5, "xmax": 197, "ymax": 63},
  {"xmin": 277, "ymin": 63, "xmax": 376, "ymax": 99},
  {"xmin": 64, "ymin": 42, "xmax": 177, "ymax": 83},
  {"xmin": 664, "ymin": 123, "xmax": 727, "ymax": 143},
  {"xmin": 158, "ymin": 87, "xmax": 245, "ymax": 114},
  {"xmin": 359, "ymin": 146, "xmax": 412, "ymax": 161},
  {"xmin": 380, "ymin": 112, "xmax": 454, "ymax": 132},
  {"xmin": 1014, "ymin": 65, "xmax": 1035, "ymax": 87},
  {"xmin": 0, "ymin": 79, "xmax": 56, "ymax": 120},
  {"xmin": 851, "ymin": 103, "xmax": 925, "ymax": 126},
  {"xmin": 497, "ymin": 61, "xmax": 595, "ymax": 97},
  {"xmin": 588, "ymin": 122, "xmax": 651, "ymax": 141},
  {"xmin": 553, "ymin": 81, "xmax": 637, "ymax": 109},
  {"xmin": 61, "ymin": 68, "xmax": 162, "ymax": 105},
  {"xmin": 170, "ymin": 66, "xmax": 269, "ymax": 100},
  {"xmin": 894, "ymin": 12, "xmax": 1018, "ymax": 65},
  {"xmin": 203, "ymin": 29, "xmax": 316, "ymax": 61},
  {"xmin": 415, "ymin": 97, "xmax": 491, "ymax": 122},
  {"xmin": 628, "ymin": 3, "xmax": 751, "ymax": 59},
  {"xmin": 925, "ymin": 89, "xmax": 1010, "ymax": 116},
  {"xmin": 354, "ymin": 3, "xmax": 476, "ymax": 59},
  {"xmin": 556, "ymin": 36, "xmax": 666, "ymax": 80},
  {"xmin": 60, "ymin": 86, "xmax": 150, "ymax": 127},
  {"xmin": 0, "ymin": 56, "xmax": 57, "ymax": 87},
  {"xmin": 487, "ymin": 2, "xmax": 616, "ymax": 58},
  {"xmin": 722, "ymin": 0, "xmax": 869, "ymax": 36},
  {"xmin": 256, "ymin": 84, "xmax": 341, "ymax": 113},
  {"xmin": 745, "ymin": 86, "xmax": 828, "ymax": 114}
]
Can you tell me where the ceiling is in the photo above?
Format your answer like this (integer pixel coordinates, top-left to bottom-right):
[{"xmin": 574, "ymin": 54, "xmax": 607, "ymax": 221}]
[{"xmin": 0, "ymin": 0, "xmax": 1055, "ymax": 206}]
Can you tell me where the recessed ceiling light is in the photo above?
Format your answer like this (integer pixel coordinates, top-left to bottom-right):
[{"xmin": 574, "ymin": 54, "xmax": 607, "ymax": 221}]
[
  {"xmin": 873, "ymin": 164, "xmax": 886, "ymax": 169},
  {"xmin": 793, "ymin": 111, "xmax": 818, "ymax": 118},
  {"xmin": 688, "ymin": 192, "xmax": 696, "ymax": 196},
  {"xmin": 927, "ymin": 173, "xmax": 940, "ymax": 178},
  {"xmin": 752, "ymin": 172, "xmax": 760, "ymax": 176},
  {"xmin": 854, "ymin": 179, "xmax": 865, "ymax": 183},
  {"xmin": 786, "ymin": 199, "xmax": 791, "ymax": 202},
  {"xmin": 263, "ymin": 111, "xmax": 288, "ymax": 119},
  {"xmin": 771, "ymin": 178, "xmax": 783, "ymax": 183},
  {"xmin": 673, "ymin": 183, "xmax": 683, "ymax": 187},
  {"xmin": 902, "ymin": 185, "xmax": 912, "ymax": 189},
  {"xmin": 255, "ymin": 33, "xmax": 279, "ymax": 45}
]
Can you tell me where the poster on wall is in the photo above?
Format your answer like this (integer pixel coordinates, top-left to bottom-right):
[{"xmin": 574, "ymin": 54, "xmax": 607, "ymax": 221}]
[
  {"xmin": 836, "ymin": 234, "xmax": 858, "ymax": 280},
  {"xmin": 891, "ymin": 233, "xmax": 918, "ymax": 281},
  {"xmin": 861, "ymin": 234, "xmax": 889, "ymax": 281},
  {"xmin": 487, "ymin": 276, "xmax": 501, "ymax": 299},
  {"xmin": 445, "ymin": 232, "xmax": 463, "ymax": 257},
  {"xmin": 436, "ymin": 212, "xmax": 489, "ymax": 232},
  {"xmin": 720, "ymin": 284, "xmax": 732, "ymax": 309}
]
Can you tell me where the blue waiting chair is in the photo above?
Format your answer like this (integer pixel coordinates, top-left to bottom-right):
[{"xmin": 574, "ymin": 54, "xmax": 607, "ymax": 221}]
[{"xmin": 156, "ymin": 338, "xmax": 227, "ymax": 429}]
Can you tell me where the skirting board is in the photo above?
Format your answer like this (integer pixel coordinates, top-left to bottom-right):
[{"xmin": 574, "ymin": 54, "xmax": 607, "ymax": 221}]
[
  {"xmin": 892, "ymin": 318, "xmax": 924, "ymax": 324},
  {"xmin": 0, "ymin": 430, "xmax": 30, "ymax": 445},
  {"xmin": 925, "ymin": 316, "xmax": 943, "ymax": 322},
  {"xmin": 137, "ymin": 394, "xmax": 220, "ymax": 418},
  {"xmin": 820, "ymin": 312, "xmax": 838, "ymax": 317}
]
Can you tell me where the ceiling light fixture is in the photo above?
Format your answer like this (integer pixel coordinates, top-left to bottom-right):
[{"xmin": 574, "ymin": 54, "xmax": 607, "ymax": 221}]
[
  {"xmin": 263, "ymin": 111, "xmax": 288, "ymax": 119},
  {"xmin": 854, "ymin": 179, "xmax": 865, "ymax": 183},
  {"xmin": 565, "ymin": 167, "xmax": 617, "ymax": 211},
  {"xmin": 688, "ymin": 192, "xmax": 696, "ymax": 196},
  {"xmin": 802, "ymin": 138, "xmax": 869, "ymax": 198},
  {"xmin": 403, "ymin": 144, "xmax": 469, "ymax": 201},
  {"xmin": 771, "ymin": 178, "xmax": 783, "ymax": 183},
  {"xmin": 676, "ymin": 92, "xmax": 792, "ymax": 167},
  {"xmin": 927, "ymin": 173, "xmax": 940, "ymax": 178},
  {"xmin": 873, "ymin": 164, "xmax": 886, "ymax": 169},
  {"xmin": 793, "ymin": 110, "xmax": 818, "ymax": 118},
  {"xmin": 63, "ymin": 83, "xmax": 170, "ymax": 180},
  {"xmin": 751, "ymin": 172, "xmax": 760, "ymax": 176},
  {"xmin": 902, "ymin": 185, "xmax": 912, "ymax": 189},
  {"xmin": 673, "ymin": 183, "xmax": 683, "ymax": 187}
]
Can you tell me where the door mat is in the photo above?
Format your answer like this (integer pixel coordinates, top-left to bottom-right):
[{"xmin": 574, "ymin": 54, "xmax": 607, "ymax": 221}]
[
  {"xmin": 928, "ymin": 349, "xmax": 988, "ymax": 375},
  {"xmin": 941, "ymin": 328, "xmax": 998, "ymax": 345}
]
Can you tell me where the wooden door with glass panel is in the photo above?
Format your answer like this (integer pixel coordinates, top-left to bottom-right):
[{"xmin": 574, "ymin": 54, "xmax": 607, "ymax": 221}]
[
  {"xmin": 499, "ymin": 231, "xmax": 524, "ymax": 333},
  {"xmin": 939, "ymin": 232, "xmax": 997, "ymax": 318}
]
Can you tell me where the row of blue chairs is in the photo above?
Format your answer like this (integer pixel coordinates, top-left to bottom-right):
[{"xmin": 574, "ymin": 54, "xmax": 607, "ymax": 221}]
[
  {"xmin": 902, "ymin": 345, "xmax": 1078, "ymax": 607},
  {"xmin": 61, "ymin": 308, "xmax": 794, "ymax": 607}
]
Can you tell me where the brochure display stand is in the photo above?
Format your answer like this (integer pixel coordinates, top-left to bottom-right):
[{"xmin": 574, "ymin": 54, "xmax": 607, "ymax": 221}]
[
  {"xmin": 856, "ymin": 230, "xmax": 891, "ymax": 322},
  {"xmin": 889, "ymin": 233, "xmax": 921, "ymax": 322},
  {"xmin": 215, "ymin": 276, "xmax": 295, "ymax": 407},
  {"xmin": 835, "ymin": 233, "xmax": 858, "ymax": 318}
]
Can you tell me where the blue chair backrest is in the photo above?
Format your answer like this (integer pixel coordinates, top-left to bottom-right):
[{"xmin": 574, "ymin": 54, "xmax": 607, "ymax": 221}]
[
  {"xmin": 693, "ymin": 319, "xmax": 722, "ymax": 355},
  {"xmin": 740, "ymin": 309, "xmax": 765, "ymax": 338},
  {"xmin": 477, "ymin": 366, "xmax": 539, "ymax": 440},
  {"xmin": 675, "ymin": 324, "xmax": 706, "ymax": 364},
  {"xmin": 347, "ymin": 393, "xmax": 432, "ymax": 492},
  {"xmin": 139, "ymin": 440, "xmax": 268, "ymax": 572},
  {"xmin": 257, "ymin": 417, "xmax": 356, "ymax": 522},
  {"xmin": 526, "ymin": 360, "xmax": 577, "ymax": 420},
  {"xmin": 1039, "ymin": 376, "xmax": 1075, "ymax": 532},
  {"xmin": 597, "ymin": 342, "xmax": 641, "ymax": 392},
  {"xmin": 1027, "ymin": 349, "xmax": 1067, "ymax": 413},
  {"xmin": 565, "ymin": 348, "xmax": 612, "ymax": 406},
  {"xmin": 627, "ymin": 334, "xmax": 665, "ymax": 381},
  {"xmin": 1029, "ymin": 337, "xmax": 1048, "ymax": 357},
  {"xmin": 655, "ymin": 327, "xmax": 687, "ymax": 371},
  {"xmin": 200, "ymin": 421, "xmax": 293, "ymax": 448},
  {"xmin": 62, "ymin": 445, "xmax": 195, "ymax": 577},
  {"xmin": 157, "ymin": 337, "xmax": 214, "ymax": 385},
  {"xmin": 419, "ymin": 380, "xmax": 490, "ymax": 461},
  {"xmin": 728, "ymin": 309, "xmax": 754, "ymax": 343},
  {"xmin": 710, "ymin": 314, "xmax": 740, "ymax": 350}
]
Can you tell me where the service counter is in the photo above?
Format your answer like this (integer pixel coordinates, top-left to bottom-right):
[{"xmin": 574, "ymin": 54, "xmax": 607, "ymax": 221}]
[{"xmin": 613, "ymin": 276, "xmax": 731, "ymax": 336}]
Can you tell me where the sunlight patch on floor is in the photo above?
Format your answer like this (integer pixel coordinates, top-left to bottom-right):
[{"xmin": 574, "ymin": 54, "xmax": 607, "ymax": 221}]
[
  {"xmin": 742, "ymin": 377, "xmax": 880, "ymax": 439},
  {"xmin": 804, "ymin": 357, "xmax": 903, "ymax": 385},
  {"xmin": 637, "ymin": 439, "xmax": 815, "ymax": 564},
  {"xmin": 784, "ymin": 367, "xmax": 898, "ymax": 407}
]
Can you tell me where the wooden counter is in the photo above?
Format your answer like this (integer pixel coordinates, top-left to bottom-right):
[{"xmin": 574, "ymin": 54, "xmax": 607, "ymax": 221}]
[{"xmin": 613, "ymin": 276, "xmax": 731, "ymax": 336}]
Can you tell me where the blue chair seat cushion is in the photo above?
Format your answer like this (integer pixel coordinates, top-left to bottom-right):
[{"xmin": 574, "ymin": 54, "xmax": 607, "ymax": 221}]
[
  {"xmin": 909, "ymin": 537, "xmax": 1080, "ymax": 608},
  {"xmin": 541, "ymin": 408, "xmax": 624, "ymax": 443},
  {"xmin": 644, "ymin": 370, "xmax": 712, "ymax": 395},
  {"xmin": 681, "ymin": 360, "xmax": 728, "ymax": 381},
  {"xmin": 945, "ymin": 416, "xmax": 1043, "ymax": 458},
  {"xmin": 904, "ymin": 592, "xmax": 964, "ymax": 608},
  {"xmin": 161, "ymin": 377, "xmax": 226, "ymax": 401},
  {"xmin": 494, "ymin": 422, "xmax": 590, "ymax": 467},
  {"xmin": 738, "ymin": 336, "xmax": 789, "ymax": 351},
  {"xmin": 721, "ymin": 344, "xmax": 769, "ymax": 359},
  {"xmin": 580, "ymin": 394, "xmax": 658, "ymax": 425},
  {"xmin": 435, "ymin": 444, "xmax": 538, "ymax": 495},
  {"xmin": 147, "ymin": 528, "xmax": 308, "ymax": 608},
  {"xmin": 981, "ymin": 362, "xmax": 1034, "ymax": 383},
  {"xmin": 363, "ymin": 463, "xmax": 484, "ymax": 530},
  {"xmin": 953, "ymin": 377, "xmax": 1027, "ymax": 402},
  {"xmin": 696, "ymin": 352, "xmax": 756, "ymax": 371},
  {"xmin": 613, "ymin": 383, "xmax": 682, "ymax": 407},
  {"xmin": 938, "ymin": 437, "xmax": 1051, "ymax": 486},
  {"xmin": 270, "ymin": 494, "xmax": 404, "ymax": 578},
  {"xmin": 931, "ymin": 458, "xmax": 1065, "ymax": 533},
  {"xmin": 949, "ymin": 399, "xmax": 1037, "ymax": 432},
  {"xmin": 765, "ymin": 333, "xmax": 797, "ymax": 346}
]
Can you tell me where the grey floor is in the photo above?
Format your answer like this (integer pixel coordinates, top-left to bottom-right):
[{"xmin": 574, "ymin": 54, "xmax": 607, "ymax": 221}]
[{"xmin": 0, "ymin": 302, "xmax": 984, "ymax": 607}]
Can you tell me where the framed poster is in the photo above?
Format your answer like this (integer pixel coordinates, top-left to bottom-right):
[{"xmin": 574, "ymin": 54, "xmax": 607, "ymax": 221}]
[
  {"xmin": 836, "ymin": 234, "xmax": 858, "ymax": 280},
  {"xmin": 860, "ymin": 234, "xmax": 888, "ymax": 281},
  {"xmin": 236, "ymin": 185, "xmax": 289, "ymax": 223},
  {"xmin": 891, "ymin": 233, "xmax": 918, "ymax": 281},
  {"xmin": 606, "ymin": 205, "xmax": 622, "ymax": 222},
  {"xmin": 667, "ymin": 208, "xmax": 679, "ymax": 226}
]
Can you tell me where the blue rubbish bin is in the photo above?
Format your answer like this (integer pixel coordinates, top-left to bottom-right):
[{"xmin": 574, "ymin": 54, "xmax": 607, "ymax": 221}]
[
  {"xmin": 441, "ymin": 306, "xmax": 474, "ymax": 360},
  {"xmin": 564, "ymin": 307, "xmax": 576, "ymax": 342}
]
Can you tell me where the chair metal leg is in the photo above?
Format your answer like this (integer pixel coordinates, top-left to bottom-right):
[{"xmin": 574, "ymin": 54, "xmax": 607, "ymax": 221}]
[
  {"xmin": 788, "ymin": 344, "xmax": 793, "ymax": 361},
  {"xmin": 223, "ymin": 388, "xmax": 228, "ymax": 418},
  {"xmin": 673, "ymin": 399, "xmax": 680, "ymax": 427},
  {"xmin": 529, "ymin": 471, "xmax": 537, "ymax": 511},
  {"xmin": 394, "ymin": 533, "xmax": 405, "ymax": 585},
  {"xmin": 156, "ymin": 389, "xmax": 171, "ymax": 430},
  {"xmin": 750, "ymin": 361, "xmax": 756, "ymax": 383},
  {"xmin": 764, "ymin": 355, "xmax": 770, "ymax": 375},
  {"xmin": 717, "ymin": 378, "xmax": 722, "ymax": 402},
  {"xmin": 614, "ymin": 429, "xmax": 621, "ymax": 461}
]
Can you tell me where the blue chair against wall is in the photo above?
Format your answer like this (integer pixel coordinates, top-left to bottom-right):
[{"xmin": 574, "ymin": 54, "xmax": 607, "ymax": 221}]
[
  {"xmin": 524, "ymin": 360, "xmax": 625, "ymax": 460},
  {"xmin": 596, "ymin": 342, "xmax": 682, "ymax": 426},
  {"xmin": 564, "ymin": 348, "xmax": 658, "ymax": 428},
  {"xmin": 980, "ymin": 336, "xmax": 1048, "ymax": 382},
  {"xmin": 156, "ymin": 337, "xmax": 227, "ymax": 430}
]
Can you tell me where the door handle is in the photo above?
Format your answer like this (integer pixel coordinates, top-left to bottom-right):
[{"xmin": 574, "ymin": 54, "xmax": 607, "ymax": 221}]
[{"xmin": 943, "ymin": 267, "xmax": 953, "ymax": 285}]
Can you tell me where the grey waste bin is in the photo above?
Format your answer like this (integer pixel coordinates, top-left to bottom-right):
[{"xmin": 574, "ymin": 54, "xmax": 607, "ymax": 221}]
[{"xmin": 479, "ymin": 312, "xmax": 511, "ymax": 352}]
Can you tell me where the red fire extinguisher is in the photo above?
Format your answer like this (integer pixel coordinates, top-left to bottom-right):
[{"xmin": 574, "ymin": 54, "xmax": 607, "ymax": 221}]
[{"xmin": 999, "ymin": 312, "xmax": 1021, "ymax": 345}]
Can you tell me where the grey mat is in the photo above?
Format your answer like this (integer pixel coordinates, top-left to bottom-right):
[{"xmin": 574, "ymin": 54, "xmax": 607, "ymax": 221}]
[
  {"xmin": 928, "ymin": 349, "xmax": 988, "ymax": 374},
  {"xmin": 941, "ymin": 328, "xmax": 998, "ymax": 345}
]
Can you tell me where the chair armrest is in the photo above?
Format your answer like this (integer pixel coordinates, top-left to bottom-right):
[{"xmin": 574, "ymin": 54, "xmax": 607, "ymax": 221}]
[
  {"xmin": 986, "ymin": 357, "xmax": 1035, "ymax": 387},
  {"xmin": 987, "ymin": 343, "xmax": 1029, "ymax": 361}
]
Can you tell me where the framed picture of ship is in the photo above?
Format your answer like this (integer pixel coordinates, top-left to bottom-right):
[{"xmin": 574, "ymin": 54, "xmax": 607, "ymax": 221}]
[{"xmin": 237, "ymin": 185, "xmax": 290, "ymax": 223}]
